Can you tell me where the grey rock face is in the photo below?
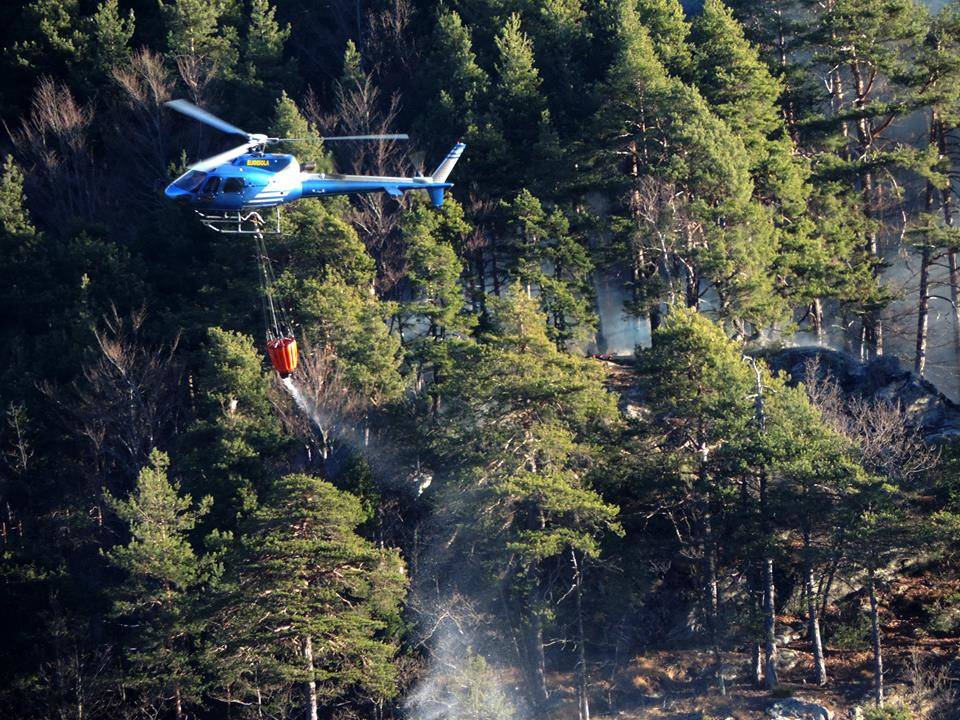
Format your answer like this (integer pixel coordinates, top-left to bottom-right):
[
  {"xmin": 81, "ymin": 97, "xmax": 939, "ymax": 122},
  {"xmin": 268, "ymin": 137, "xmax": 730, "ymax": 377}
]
[
  {"xmin": 767, "ymin": 698, "xmax": 833, "ymax": 720},
  {"xmin": 762, "ymin": 347, "xmax": 960, "ymax": 443}
]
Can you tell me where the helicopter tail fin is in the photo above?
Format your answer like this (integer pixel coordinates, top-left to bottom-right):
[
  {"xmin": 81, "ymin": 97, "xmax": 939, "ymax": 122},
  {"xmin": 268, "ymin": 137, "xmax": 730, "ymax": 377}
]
[{"xmin": 430, "ymin": 142, "xmax": 466, "ymax": 183}]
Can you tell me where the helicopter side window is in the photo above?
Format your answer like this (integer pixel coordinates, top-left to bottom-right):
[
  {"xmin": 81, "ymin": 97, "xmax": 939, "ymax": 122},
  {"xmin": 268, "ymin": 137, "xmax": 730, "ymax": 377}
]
[
  {"xmin": 222, "ymin": 177, "xmax": 245, "ymax": 193},
  {"xmin": 201, "ymin": 176, "xmax": 221, "ymax": 194}
]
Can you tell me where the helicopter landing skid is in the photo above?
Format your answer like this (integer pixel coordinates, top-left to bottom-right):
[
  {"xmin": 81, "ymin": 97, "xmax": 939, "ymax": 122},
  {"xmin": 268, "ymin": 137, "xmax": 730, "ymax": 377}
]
[{"xmin": 195, "ymin": 207, "xmax": 282, "ymax": 235}]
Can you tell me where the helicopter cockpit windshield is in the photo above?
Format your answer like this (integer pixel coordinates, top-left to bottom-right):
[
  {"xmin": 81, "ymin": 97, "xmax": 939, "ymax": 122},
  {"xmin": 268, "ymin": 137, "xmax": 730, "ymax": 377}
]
[{"xmin": 173, "ymin": 170, "xmax": 208, "ymax": 192}]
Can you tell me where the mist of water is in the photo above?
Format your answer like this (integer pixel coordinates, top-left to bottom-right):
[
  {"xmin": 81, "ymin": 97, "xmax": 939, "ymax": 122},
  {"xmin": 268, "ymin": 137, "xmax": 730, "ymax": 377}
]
[{"xmin": 280, "ymin": 376, "xmax": 515, "ymax": 718}]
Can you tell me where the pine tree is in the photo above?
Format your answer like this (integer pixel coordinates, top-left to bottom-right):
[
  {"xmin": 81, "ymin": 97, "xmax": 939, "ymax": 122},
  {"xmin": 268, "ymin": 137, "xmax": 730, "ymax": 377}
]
[
  {"xmin": 84, "ymin": 0, "xmax": 135, "ymax": 78},
  {"xmin": 398, "ymin": 200, "xmax": 475, "ymax": 347},
  {"xmin": 180, "ymin": 328, "xmax": 289, "ymax": 533},
  {"xmin": 804, "ymin": 0, "xmax": 930, "ymax": 358},
  {"xmin": 637, "ymin": 307, "xmax": 757, "ymax": 693},
  {"xmin": 502, "ymin": 190, "xmax": 595, "ymax": 349},
  {"xmin": 293, "ymin": 271, "xmax": 403, "ymax": 406},
  {"xmin": 765, "ymin": 384, "xmax": 863, "ymax": 685},
  {"xmin": 593, "ymin": 0, "xmax": 783, "ymax": 332},
  {"xmin": 636, "ymin": 0, "xmax": 692, "ymax": 76},
  {"xmin": 162, "ymin": 0, "xmax": 240, "ymax": 91},
  {"xmin": 0, "ymin": 157, "xmax": 36, "ymax": 239},
  {"xmin": 216, "ymin": 474, "xmax": 407, "ymax": 720},
  {"xmin": 414, "ymin": 10, "xmax": 489, "ymax": 159},
  {"xmin": 242, "ymin": 0, "xmax": 293, "ymax": 95},
  {"xmin": 428, "ymin": 288, "xmax": 621, "ymax": 710},
  {"xmin": 104, "ymin": 449, "xmax": 213, "ymax": 720},
  {"xmin": 269, "ymin": 91, "xmax": 335, "ymax": 173},
  {"xmin": 487, "ymin": 13, "xmax": 554, "ymax": 194}
]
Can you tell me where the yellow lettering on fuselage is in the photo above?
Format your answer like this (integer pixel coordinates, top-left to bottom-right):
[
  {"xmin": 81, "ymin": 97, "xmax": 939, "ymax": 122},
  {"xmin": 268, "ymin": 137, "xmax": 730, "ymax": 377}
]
[{"xmin": 246, "ymin": 159, "xmax": 270, "ymax": 166}]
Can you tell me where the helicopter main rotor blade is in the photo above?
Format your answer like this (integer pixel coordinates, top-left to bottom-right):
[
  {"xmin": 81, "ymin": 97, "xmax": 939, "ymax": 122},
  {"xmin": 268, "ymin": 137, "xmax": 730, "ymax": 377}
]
[
  {"xmin": 189, "ymin": 140, "xmax": 259, "ymax": 172},
  {"xmin": 166, "ymin": 99, "xmax": 250, "ymax": 138},
  {"xmin": 320, "ymin": 133, "xmax": 410, "ymax": 141},
  {"xmin": 269, "ymin": 134, "xmax": 410, "ymax": 142}
]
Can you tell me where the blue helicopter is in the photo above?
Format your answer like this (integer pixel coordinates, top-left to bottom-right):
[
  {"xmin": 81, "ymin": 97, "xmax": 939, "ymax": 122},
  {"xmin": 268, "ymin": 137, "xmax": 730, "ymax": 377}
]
[{"xmin": 163, "ymin": 99, "xmax": 465, "ymax": 234}]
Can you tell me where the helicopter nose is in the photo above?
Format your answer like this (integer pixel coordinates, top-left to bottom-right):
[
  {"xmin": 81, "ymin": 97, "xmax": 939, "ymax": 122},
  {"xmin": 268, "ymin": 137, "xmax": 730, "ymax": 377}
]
[{"xmin": 164, "ymin": 184, "xmax": 190, "ymax": 202}]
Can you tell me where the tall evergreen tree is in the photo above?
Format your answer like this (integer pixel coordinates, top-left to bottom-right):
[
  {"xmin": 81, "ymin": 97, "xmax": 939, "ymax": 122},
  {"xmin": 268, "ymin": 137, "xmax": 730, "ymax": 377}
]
[
  {"xmin": 105, "ymin": 449, "xmax": 213, "ymax": 720},
  {"xmin": 215, "ymin": 474, "xmax": 407, "ymax": 720}
]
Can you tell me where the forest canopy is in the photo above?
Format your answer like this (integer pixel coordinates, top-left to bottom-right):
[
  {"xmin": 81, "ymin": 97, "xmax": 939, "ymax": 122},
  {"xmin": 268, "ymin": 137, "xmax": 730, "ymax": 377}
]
[{"xmin": 0, "ymin": 1, "xmax": 959, "ymax": 720}]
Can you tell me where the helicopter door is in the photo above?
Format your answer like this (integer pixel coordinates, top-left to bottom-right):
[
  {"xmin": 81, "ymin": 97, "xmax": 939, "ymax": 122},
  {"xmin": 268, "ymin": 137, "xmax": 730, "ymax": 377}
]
[
  {"xmin": 200, "ymin": 176, "xmax": 221, "ymax": 195},
  {"xmin": 222, "ymin": 178, "xmax": 245, "ymax": 193}
]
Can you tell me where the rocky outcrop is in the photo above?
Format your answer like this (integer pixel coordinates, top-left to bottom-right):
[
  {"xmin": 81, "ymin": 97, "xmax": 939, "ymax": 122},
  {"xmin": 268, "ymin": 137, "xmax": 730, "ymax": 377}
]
[
  {"xmin": 767, "ymin": 698, "xmax": 833, "ymax": 720},
  {"xmin": 763, "ymin": 347, "xmax": 960, "ymax": 443}
]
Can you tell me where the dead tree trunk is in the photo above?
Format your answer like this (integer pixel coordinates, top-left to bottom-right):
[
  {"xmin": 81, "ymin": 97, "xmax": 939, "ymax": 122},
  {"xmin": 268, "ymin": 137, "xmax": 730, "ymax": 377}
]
[
  {"xmin": 304, "ymin": 636, "xmax": 319, "ymax": 720},
  {"xmin": 803, "ymin": 529, "xmax": 828, "ymax": 685},
  {"xmin": 570, "ymin": 549, "xmax": 590, "ymax": 720},
  {"xmin": 763, "ymin": 557, "xmax": 779, "ymax": 689}
]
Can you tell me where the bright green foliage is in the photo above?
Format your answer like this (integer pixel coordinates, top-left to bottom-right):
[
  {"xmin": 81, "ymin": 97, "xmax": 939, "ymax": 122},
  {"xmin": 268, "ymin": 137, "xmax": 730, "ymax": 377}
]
[
  {"xmin": 269, "ymin": 91, "xmax": 334, "ymax": 173},
  {"xmin": 279, "ymin": 200, "xmax": 375, "ymax": 288},
  {"xmin": 640, "ymin": 307, "xmax": 755, "ymax": 451},
  {"xmin": 636, "ymin": 0, "xmax": 692, "ymax": 75},
  {"xmin": 434, "ymin": 288, "xmax": 621, "ymax": 563},
  {"xmin": 84, "ymin": 0, "xmax": 135, "ymax": 77},
  {"xmin": 293, "ymin": 271, "xmax": 403, "ymax": 405},
  {"xmin": 502, "ymin": 190, "xmax": 595, "ymax": 349},
  {"xmin": 218, "ymin": 474, "xmax": 407, "ymax": 709},
  {"xmin": 488, "ymin": 13, "xmax": 553, "ymax": 190},
  {"xmin": 243, "ymin": 0, "xmax": 292, "ymax": 90},
  {"xmin": 426, "ymin": 288, "xmax": 620, "ymax": 706},
  {"xmin": 493, "ymin": 14, "xmax": 545, "ymax": 127},
  {"xmin": 162, "ymin": 0, "xmax": 239, "ymax": 75},
  {"xmin": 415, "ymin": 11, "xmax": 489, "ymax": 156},
  {"xmin": 593, "ymin": 2, "xmax": 784, "ymax": 329},
  {"xmin": 764, "ymin": 383, "xmax": 865, "ymax": 566},
  {"xmin": 104, "ymin": 450, "xmax": 213, "ymax": 716},
  {"xmin": 691, "ymin": 0, "xmax": 783, "ymax": 165},
  {"xmin": 0, "ymin": 158, "xmax": 36, "ymax": 239},
  {"xmin": 10, "ymin": 0, "xmax": 82, "ymax": 73},
  {"xmin": 398, "ymin": 200, "xmax": 475, "ymax": 344},
  {"xmin": 341, "ymin": 39, "xmax": 365, "ymax": 88},
  {"xmin": 690, "ymin": 0, "xmax": 808, "ymax": 220},
  {"xmin": 181, "ymin": 328, "xmax": 288, "ymax": 531}
]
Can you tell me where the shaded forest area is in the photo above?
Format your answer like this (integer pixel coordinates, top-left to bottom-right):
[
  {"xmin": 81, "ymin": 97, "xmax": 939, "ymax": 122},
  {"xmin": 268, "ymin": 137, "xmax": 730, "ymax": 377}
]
[{"xmin": 0, "ymin": 1, "xmax": 959, "ymax": 719}]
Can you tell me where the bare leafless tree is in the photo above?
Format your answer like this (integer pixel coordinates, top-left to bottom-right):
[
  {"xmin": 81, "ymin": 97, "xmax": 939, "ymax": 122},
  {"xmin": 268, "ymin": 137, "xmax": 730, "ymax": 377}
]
[
  {"xmin": 12, "ymin": 78, "xmax": 99, "ymax": 229},
  {"xmin": 111, "ymin": 49, "xmax": 174, "ymax": 200},
  {"xmin": 307, "ymin": 68, "xmax": 410, "ymax": 264},
  {"xmin": 271, "ymin": 341, "xmax": 366, "ymax": 467},
  {"xmin": 41, "ymin": 307, "xmax": 183, "ymax": 489},
  {"xmin": 803, "ymin": 358, "xmax": 938, "ymax": 484}
]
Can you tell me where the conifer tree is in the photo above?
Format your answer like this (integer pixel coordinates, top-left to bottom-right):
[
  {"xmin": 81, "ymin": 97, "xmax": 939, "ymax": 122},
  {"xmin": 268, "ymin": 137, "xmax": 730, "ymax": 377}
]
[
  {"xmin": 180, "ymin": 328, "xmax": 289, "ymax": 533},
  {"xmin": 414, "ymin": 11, "xmax": 489, "ymax": 159},
  {"xmin": 216, "ymin": 474, "xmax": 407, "ymax": 720},
  {"xmin": 398, "ymin": 200, "xmax": 475, "ymax": 348},
  {"xmin": 636, "ymin": 0, "xmax": 692, "ymax": 76},
  {"xmin": 105, "ymin": 449, "xmax": 213, "ymax": 720},
  {"xmin": 162, "ymin": 0, "xmax": 240, "ymax": 94},
  {"xmin": 637, "ymin": 307, "xmax": 757, "ymax": 693},
  {"xmin": 804, "ymin": 0, "xmax": 929, "ymax": 358},
  {"xmin": 243, "ymin": 0, "xmax": 293, "ymax": 96},
  {"xmin": 429, "ymin": 288, "xmax": 621, "ymax": 710},
  {"xmin": 84, "ymin": 0, "xmax": 135, "ymax": 79},
  {"xmin": 502, "ymin": 190, "xmax": 595, "ymax": 349},
  {"xmin": 293, "ymin": 271, "xmax": 403, "ymax": 406},
  {"xmin": 269, "ymin": 91, "xmax": 334, "ymax": 172}
]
